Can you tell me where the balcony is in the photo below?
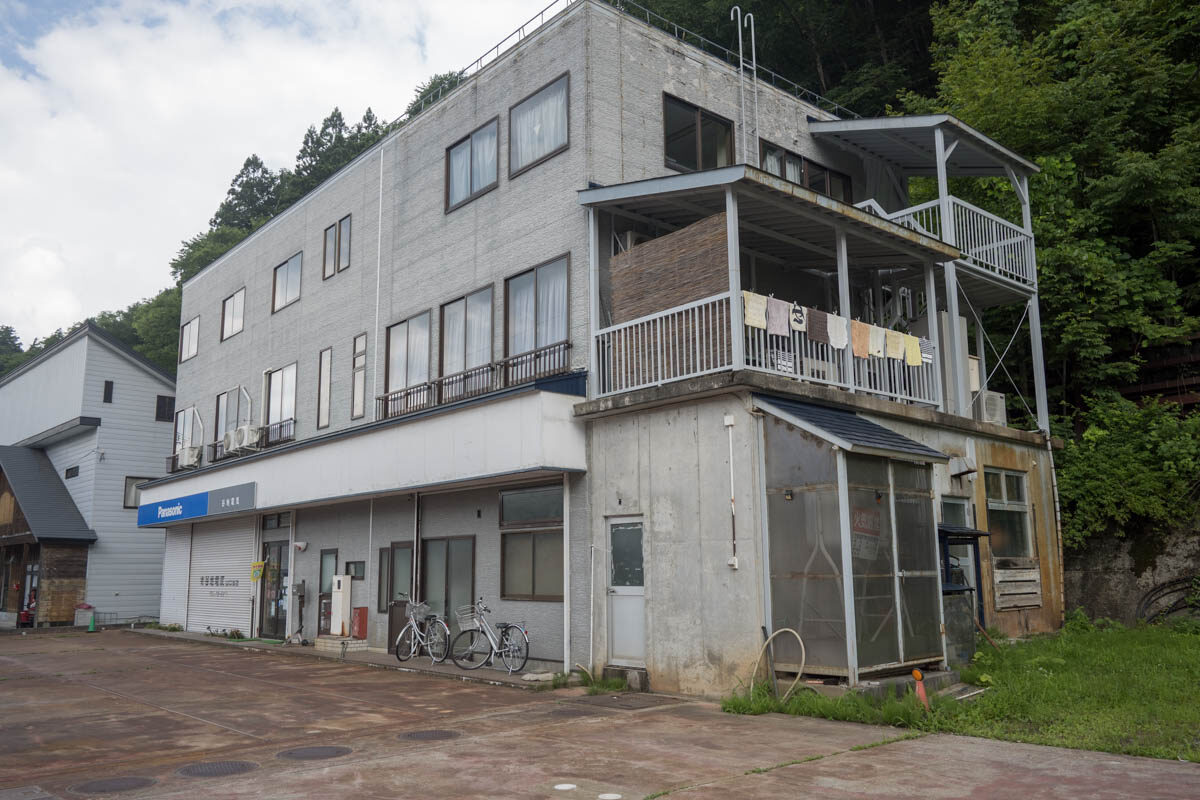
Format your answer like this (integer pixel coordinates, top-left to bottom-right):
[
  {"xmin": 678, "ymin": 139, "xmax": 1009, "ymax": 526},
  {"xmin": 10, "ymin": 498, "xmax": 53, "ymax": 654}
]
[
  {"xmin": 376, "ymin": 342, "xmax": 572, "ymax": 421},
  {"xmin": 262, "ymin": 418, "xmax": 295, "ymax": 447},
  {"xmin": 594, "ymin": 291, "xmax": 939, "ymax": 405}
]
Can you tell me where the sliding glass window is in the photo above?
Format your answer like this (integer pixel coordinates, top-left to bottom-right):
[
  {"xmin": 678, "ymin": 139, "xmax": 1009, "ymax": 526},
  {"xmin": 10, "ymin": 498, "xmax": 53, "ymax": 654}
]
[
  {"xmin": 446, "ymin": 120, "xmax": 498, "ymax": 210},
  {"xmin": 386, "ymin": 312, "xmax": 430, "ymax": 393},
  {"xmin": 507, "ymin": 257, "xmax": 567, "ymax": 356},
  {"xmin": 510, "ymin": 74, "xmax": 568, "ymax": 176}
]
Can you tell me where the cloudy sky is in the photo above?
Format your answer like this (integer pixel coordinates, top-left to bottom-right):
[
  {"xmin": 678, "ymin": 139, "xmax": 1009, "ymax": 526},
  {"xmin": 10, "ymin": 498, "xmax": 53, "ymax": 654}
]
[{"xmin": 0, "ymin": 0, "xmax": 546, "ymax": 346}]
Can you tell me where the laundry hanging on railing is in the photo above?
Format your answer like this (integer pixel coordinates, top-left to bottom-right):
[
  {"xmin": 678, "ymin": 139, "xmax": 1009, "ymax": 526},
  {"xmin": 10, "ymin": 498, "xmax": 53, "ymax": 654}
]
[
  {"xmin": 807, "ymin": 308, "xmax": 829, "ymax": 344},
  {"xmin": 742, "ymin": 291, "xmax": 767, "ymax": 329},
  {"xmin": 868, "ymin": 325, "xmax": 886, "ymax": 358},
  {"xmin": 827, "ymin": 314, "xmax": 849, "ymax": 350},
  {"xmin": 851, "ymin": 320, "xmax": 870, "ymax": 358},
  {"xmin": 903, "ymin": 333, "xmax": 922, "ymax": 366},
  {"xmin": 919, "ymin": 338, "xmax": 935, "ymax": 364},
  {"xmin": 789, "ymin": 303, "xmax": 806, "ymax": 331},
  {"xmin": 885, "ymin": 329, "xmax": 905, "ymax": 360},
  {"xmin": 766, "ymin": 297, "xmax": 791, "ymax": 337}
]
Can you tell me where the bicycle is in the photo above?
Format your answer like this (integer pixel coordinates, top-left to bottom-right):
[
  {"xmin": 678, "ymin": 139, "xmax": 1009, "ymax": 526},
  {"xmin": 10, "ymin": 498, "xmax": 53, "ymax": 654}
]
[
  {"xmin": 449, "ymin": 597, "xmax": 529, "ymax": 674},
  {"xmin": 392, "ymin": 594, "xmax": 451, "ymax": 664}
]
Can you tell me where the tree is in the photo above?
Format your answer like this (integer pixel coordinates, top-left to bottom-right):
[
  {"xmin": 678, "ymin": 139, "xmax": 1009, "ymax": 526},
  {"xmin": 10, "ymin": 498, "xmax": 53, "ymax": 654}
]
[
  {"xmin": 406, "ymin": 71, "xmax": 464, "ymax": 118},
  {"xmin": 131, "ymin": 287, "xmax": 182, "ymax": 373},
  {"xmin": 169, "ymin": 226, "xmax": 251, "ymax": 285},
  {"xmin": 0, "ymin": 324, "xmax": 24, "ymax": 376},
  {"xmin": 210, "ymin": 155, "xmax": 279, "ymax": 231}
]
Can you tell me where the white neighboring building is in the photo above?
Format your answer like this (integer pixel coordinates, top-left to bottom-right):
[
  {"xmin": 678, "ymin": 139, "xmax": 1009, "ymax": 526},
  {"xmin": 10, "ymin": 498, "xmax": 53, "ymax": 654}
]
[{"xmin": 0, "ymin": 322, "xmax": 176, "ymax": 625}]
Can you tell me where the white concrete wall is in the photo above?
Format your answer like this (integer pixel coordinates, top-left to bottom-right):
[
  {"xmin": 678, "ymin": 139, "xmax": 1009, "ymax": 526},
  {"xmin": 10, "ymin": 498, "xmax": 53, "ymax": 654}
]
[{"xmin": 0, "ymin": 336, "xmax": 87, "ymax": 444}]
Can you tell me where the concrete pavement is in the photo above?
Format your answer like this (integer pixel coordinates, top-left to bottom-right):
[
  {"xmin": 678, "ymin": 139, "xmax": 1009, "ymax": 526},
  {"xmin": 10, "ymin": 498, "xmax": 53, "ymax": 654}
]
[{"xmin": 0, "ymin": 631, "xmax": 1195, "ymax": 799}]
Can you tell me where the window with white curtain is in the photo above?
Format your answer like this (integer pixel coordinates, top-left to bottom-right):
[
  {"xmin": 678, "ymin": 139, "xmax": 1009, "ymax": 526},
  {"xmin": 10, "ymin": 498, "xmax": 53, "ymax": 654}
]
[
  {"xmin": 447, "ymin": 119, "xmax": 498, "ymax": 210},
  {"xmin": 441, "ymin": 288, "xmax": 493, "ymax": 375},
  {"xmin": 506, "ymin": 257, "xmax": 567, "ymax": 356},
  {"xmin": 179, "ymin": 316, "xmax": 199, "ymax": 362},
  {"xmin": 267, "ymin": 363, "xmax": 296, "ymax": 425},
  {"xmin": 386, "ymin": 312, "xmax": 431, "ymax": 393},
  {"xmin": 759, "ymin": 140, "xmax": 851, "ymax": 202},
  {"xmin": 509, "ymin": 73, "xmax": 568, "ymax": 176}
]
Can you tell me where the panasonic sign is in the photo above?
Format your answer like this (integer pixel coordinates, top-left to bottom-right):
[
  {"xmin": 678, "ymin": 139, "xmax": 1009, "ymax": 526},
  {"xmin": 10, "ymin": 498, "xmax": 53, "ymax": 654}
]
[{"xmin": 137, "ymin": 483, "xmax": 257, "ymax": 527}]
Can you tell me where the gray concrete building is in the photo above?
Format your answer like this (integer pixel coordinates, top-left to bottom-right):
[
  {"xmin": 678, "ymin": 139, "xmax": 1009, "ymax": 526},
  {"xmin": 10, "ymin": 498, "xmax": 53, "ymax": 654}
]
[
  {"xmin": 1, "ymin": 323, "xmax": 176, "ymax": 627},
  {"xmin": 138, "ymin": 0, "xmax": 1060, "ymax": 694}
]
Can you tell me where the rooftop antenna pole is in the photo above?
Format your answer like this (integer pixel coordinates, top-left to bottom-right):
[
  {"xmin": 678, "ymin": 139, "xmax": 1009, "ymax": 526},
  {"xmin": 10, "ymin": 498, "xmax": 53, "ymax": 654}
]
[
  {"xmin": 731, "ymin": 6, "xmax": 747, "ymax": 164},
  {"xmin": 744, "ymin": 12, "xmax": 759, "ymax": 166}
]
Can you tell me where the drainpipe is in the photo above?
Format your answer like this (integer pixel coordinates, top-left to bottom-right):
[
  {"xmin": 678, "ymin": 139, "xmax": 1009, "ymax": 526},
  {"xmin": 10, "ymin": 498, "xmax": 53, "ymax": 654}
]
[
  {"xmin": 562, "ymin": 472, "xmax": 571, "ymax": 671},
  {"xmin": 412, "ymin": 494, "xmax": 421, "ymax": 601},
  {"xmin": 725, "ymin": 414, "xmax": 739, "ymax": 569}
]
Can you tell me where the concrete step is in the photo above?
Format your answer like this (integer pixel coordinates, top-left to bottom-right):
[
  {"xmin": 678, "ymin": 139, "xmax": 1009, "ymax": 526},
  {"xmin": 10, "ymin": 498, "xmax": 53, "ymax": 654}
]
[{"xmin": 854, "ymin": 669, "xmax": 959, "ymax": 701}]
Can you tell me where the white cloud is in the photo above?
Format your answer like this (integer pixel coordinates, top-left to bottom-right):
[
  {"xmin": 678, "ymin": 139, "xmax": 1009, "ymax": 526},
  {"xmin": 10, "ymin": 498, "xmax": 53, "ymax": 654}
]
[{"xmin": 0, "ymin": 0, "xmax": 545, "ymax": 345}]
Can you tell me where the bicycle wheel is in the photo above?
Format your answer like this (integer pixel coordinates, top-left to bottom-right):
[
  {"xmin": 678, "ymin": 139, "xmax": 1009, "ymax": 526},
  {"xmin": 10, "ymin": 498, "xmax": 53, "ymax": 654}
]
[
  {"xmin": 450, "ymin": 628, "xmax": 489, "ymax": 670},
  {"xmin": 426, "ymin": 619, "xmax": 451, "ymax": 663},
  {"xmin": 499, "ymin": 624, "xmax": 529, "ymax": 673},
  {"xmin": 394, "ymin": 623, "xmax": 416, "ymax": 662}
]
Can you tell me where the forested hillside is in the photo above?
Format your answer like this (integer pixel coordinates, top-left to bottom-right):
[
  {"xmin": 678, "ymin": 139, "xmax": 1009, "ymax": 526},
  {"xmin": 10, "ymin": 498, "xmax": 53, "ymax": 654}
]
[{"xmin": 2, "ymin": 0, "xmax": 1197, "ymax": 551}]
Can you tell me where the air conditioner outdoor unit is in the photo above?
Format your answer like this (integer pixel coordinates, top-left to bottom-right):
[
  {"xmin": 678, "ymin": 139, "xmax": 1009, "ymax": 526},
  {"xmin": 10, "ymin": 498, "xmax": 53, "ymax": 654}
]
[
  {"xmin": 232, "ymin": 424, "xmax": 261, "ymax": 452},
  {"xmin": 222, "ymin": 429, "xmax": 238, "ymax": 453},
  {"xmin": 975, "ymin": 390, "xmax": 1007, "ymax": 426},
  {"xmin": 177, "ymin": 446, "xmax": 202, "ymax": 469}
]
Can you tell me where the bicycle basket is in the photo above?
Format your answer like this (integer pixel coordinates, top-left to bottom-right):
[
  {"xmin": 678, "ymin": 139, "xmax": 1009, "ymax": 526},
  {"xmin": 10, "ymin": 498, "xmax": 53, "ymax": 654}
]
[
  {"xmin": 455, "ymin": 604, "xmax": 479, "ymax": 630},
  {"xmin": 407, "ymin": 601, "xmax": 431, "ymax": 619}
]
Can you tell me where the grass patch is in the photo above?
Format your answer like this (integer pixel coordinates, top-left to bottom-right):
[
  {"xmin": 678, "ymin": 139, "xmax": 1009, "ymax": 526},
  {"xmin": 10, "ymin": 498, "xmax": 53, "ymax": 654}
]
[
  {"xmin": 582, "ymin": 675, "xmax": 629, "ymax": 696},
  {"xmin": 724, "ymin": 614, "xmax": 1200, "ymax": 762},
  {"xmin": 144, "ymin": 622, "xmax": 183, "ymax": 632}
]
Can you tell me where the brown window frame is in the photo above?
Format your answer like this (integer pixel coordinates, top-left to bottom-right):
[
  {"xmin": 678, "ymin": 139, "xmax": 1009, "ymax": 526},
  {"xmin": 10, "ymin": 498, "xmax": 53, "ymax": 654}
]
[
  {"xmin": 502, "ymin": 254, "xmax": 570, "ymax": 359},
  {"xmin": 351, "ymin": 332, "xmax": 367, "ymax": 420},
  {"xmin": 418, "ymin": 535, "xmax": 476, "ymax": 610},
  {"xmin": 220, "ymin": 287, "xmax": 246, "ymax": 341},
  {"xmin": 439, "ymin": 285, "xmax": 494, "ymax": 377},
  {"xmin": 499, "ymin": 484, "xmax": 565, "ymax": 529},
  {"xmin": 500, "ymin": 530, "xmax": 564, "ymax": 602},
  {"xmin": 178, "ymin": 316, "xmax": 199, "ymax": 363},
  {"xmin": 316, "ymin": 346, "xmax": 332, "ymax": 430},
  {"xmin": 338, "ymin": 215, "xmax": 351, "ymax": 272},
  {"xmin": 384, "ymin": 311, "xmax": 432, "ymax": 395},
  {"xmin": 271, "ymin": 252, "xmax": 303, "ymax": 313},
  {"xmin": 508, "ymin": 72, "xmax": 571, "ymax": 180},
  {"xmin": 758, "ymin": 138, "xmax": 852, "ymax": 201},
  {"xmin": 323, "ymin": 223, "xmax": 337, "ymax": 279},
  {"xmin": 445, "ymin": 117, "xmax": 500, "ymax": 213},
  {"xmin": 662, "ymin": 93, "xmax": 734, "ymax": 174}
]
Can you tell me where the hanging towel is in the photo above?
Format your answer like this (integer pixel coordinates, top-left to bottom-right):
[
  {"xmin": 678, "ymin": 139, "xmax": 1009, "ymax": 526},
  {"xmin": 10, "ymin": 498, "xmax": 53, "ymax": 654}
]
[
  {"xmin": 827, "ymin": 314, "xmax": 849, "ymax": 350},
  {"xmin": 885, "ymin": 329, "xmax": 905, "ymax": 360},
  {"xmin": 789, "ymin": 303, "xmax": 807, "ymax": 332},
  {"xmin": 807, "ymin": 308, "xmax": 830, "ymax": 344},
  {"xmin": 851, "ymin": 320, "xmax": 870, "ymax": 358},
  {"xmin": 742, "ymin": 291, "xmax": 767, "ymax": 330},
  {"xmin": 904, "ymin": 334, "xmax": 922, "ymax": 366},
  {"xmin": 868, "ymin": 325, "xmax": 886, "ymax": 358},
  {"xmin": 767, "ymin": 297, "xmax": 791, "ymax": 337},
  {"xmin": 919, "ymin": 338, "xmax": 935, "ymax": 364}
]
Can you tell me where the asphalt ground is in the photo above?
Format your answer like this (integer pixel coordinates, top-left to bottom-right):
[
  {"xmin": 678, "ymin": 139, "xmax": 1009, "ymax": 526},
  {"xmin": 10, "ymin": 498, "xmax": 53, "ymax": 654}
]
[{"xmin": 1, "ymin": 631, "xmax": 1196, "ymax": 799}]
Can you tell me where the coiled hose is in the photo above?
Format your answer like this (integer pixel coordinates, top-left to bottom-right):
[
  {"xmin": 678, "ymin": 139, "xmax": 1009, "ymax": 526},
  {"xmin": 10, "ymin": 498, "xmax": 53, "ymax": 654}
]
[{"xmin": 749, "ymin": 627, "xmax": 807, "ymax": 702}]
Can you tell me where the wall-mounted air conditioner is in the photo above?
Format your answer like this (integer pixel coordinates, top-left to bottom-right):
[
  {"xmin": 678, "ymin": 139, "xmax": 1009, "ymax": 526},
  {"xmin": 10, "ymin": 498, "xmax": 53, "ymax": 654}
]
[
  {"xmin": 975, "ymin": 390, "xmax": 1007, "ymax": 426},
  {"xmin": 177, "ymin": 446, "xmax": 202, "ymax": 469}
]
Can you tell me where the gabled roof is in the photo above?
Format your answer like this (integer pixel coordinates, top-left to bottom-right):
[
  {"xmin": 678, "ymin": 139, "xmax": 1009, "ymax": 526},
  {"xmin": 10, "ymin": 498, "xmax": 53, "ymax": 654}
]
[
  {"xmin": 754, "ymin": 396, "xmax": 948, "ymax": 462},
  {"xmin": 0, "ymin": 321, "xmax": 175, "ymax": 390},
  {"xmin": 0, "ymin": 446, "xmax": 97, "ymax": 543}
]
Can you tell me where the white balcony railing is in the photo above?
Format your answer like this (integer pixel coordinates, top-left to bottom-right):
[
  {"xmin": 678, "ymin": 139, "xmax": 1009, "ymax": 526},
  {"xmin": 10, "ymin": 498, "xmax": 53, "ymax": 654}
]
[
  {"xmin": 888, "ymin": 196, "xmax": 1035, "ymax": 286},
  {"xmin": 594, "ymin": 293, "xmax": 941, "ymax": 407}
]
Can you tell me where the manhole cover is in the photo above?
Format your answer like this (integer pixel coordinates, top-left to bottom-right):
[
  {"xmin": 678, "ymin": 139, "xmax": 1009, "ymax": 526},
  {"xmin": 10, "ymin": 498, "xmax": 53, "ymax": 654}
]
[
  {"xmin": 177, "ymin": 761, "xmax": 258, "ymax": 778},
  {"xmin": 277, "ymin": 745, "xmax": 352, "ymax": 761},
  {"xmin": 69, "ymin": 776, "xmax": 157, "ymax": 794},
  {"xmin": 403, "ymin": 729, "xmax": 461, "ymax": 741},
  {"xmin": 569, "ymin": 693, "xmax": 685, "ymax": 711}
]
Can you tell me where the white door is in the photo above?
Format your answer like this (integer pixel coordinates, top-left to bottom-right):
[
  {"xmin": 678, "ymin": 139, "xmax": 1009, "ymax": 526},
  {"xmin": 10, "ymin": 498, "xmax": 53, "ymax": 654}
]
[
  {"xmin": 159, "ymin": 526, "xmax": 192, "ymax": 626},
  {"xmin": 186, "ymin": 517, "xmax": 254, "ymax": 634},
  {"xmin": 607, "ymin": 519, "xmax": 645, "ymax": 666}
]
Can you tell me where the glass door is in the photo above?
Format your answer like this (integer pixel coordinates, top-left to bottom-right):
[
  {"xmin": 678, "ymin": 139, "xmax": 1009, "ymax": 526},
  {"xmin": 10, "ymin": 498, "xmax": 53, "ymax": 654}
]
[
  {"xmin": 420, "ymin": 537, "xmax": 474, "ymax": 633},
  {"xmin": 259, "ymin": 541, "xmax": 288, "ymax": 639},
  {"xmin": 318, "ymin": 548, "xmax": 337, "ymax": 635},
  {"xmin": 608, "ymin": 519, "xmax": 646, "ymax": 666}
]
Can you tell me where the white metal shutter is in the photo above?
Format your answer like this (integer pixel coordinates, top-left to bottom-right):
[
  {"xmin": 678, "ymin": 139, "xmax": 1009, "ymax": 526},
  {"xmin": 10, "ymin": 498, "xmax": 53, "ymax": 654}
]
[
  {"xmin": 159, "ymin": 526, "xmax": 192, "ymax": 626},
  {"xmin": 185, "ymin": 517, "xmax": 255, "ymax": 634}
]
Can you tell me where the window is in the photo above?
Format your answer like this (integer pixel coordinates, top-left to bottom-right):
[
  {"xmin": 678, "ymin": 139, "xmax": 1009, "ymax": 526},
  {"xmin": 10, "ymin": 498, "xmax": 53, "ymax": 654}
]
[
  {"xmin": 221, "ymin": 288, "xmax": 245, "ymax": 340},
  {"xmin": 510, "ymin": 73, "xmax": 569, "ymax": 176},
  {"xmin": 663, "ymin": 94, "xmax": 732, "ymax": 172},
  {"xmin": 351, "ymin": 334, "xmax": 367, "ymax": 419},
  {"xmin": 155, "ymin": 395, "xmax": 175, "ymax": 422},
  {"xmin": 179, "ymin": 316, "xmax": 199, "ymax": 362},
  {"xmin": 447, "ymin": 119, "xmax": 499, "ymax": 210},
  {"xmin": 499, "ymin": 484, "xmax": 564, "ymax": 601},
  {"xmin": 506, "ymin": 257, "xmax": 567, "ymax": 356},
  {"xmin": 65, "ymin": 466, "xmax": 79, "ymax": 479},
  {"xmin": 345, "ymin": 561, "xmax": 365, "ymax": 580},
  {"xmin": 323, "ymin": 216, "xmax": 352, "ymax": 278},
  {"xmin": 262, "ymin": 512, "xmax": 291, "ymax": 530},
  {"xmin": 272, "ymin": 252, "xmax": 302, "ymax": 311},
  {"xmin": 385, "ymin": 312, "xmax": 430, "ymax": 393},
  {"xmin": 500, "ymin": 485, "xmax": 563, "ymax": 527},
  {"xmin": 759, "ymin": 141, "xmax": 851, "ymax": 202},
  {"xmin": 267, "ymin": 363, "xmax": 297, "ymax": 425},
  {"xmin": 441, "ymin": 287, "xmax": 493, "ymax": 376},
  {"xmin": 103, "ymin": 380, "xmax": 114, "ymax": 403},
  {"xmin": 173, "ymin": 407, "xmax": 197, "ymax": 452},
  {"xmin": 317, "ymin": 347, "xmax": 332, "ymax": 429},
  {"xmin": 985, "ymin": 469, "xmax": 1032, "ymax": 559},
  {"xmin": 215, "ymin": 387, "xmax": 250, "ymax": 442},
  {"xmin": 123, "ymin": 477, "xmax": 150, "ymax": 509},
  {"xmin": 941, "ymin": 497, "xmax": 972, "ymax": 527}
]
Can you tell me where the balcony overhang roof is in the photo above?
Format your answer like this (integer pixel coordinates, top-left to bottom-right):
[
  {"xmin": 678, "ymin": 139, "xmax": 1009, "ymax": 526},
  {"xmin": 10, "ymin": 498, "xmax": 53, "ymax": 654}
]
[
  {"xmin": 809, "ymin": 114, "xmax": 1039, "ymax": 178},
  {"xmin": 578, "ymin": 165, "xmax": 961, "ymax": 271}
]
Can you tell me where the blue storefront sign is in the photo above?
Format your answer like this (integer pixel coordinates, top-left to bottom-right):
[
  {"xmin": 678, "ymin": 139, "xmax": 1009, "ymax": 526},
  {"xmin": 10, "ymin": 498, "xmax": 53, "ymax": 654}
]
[{"xmin": 138, "ymin": 483, "xmax": 256, "ymax": 527}]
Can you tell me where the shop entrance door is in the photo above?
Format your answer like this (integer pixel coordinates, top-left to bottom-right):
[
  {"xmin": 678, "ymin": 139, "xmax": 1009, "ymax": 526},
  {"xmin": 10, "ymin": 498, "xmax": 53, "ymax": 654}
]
[
  {"xmin": 259, "ymin": 541, "xmax": 288, "ymax": 639},
  {"xmin": 386, "ymin": 542, "xmax": 413, "ymax": 653},
  {"xmin": 318, "ymin": 549, "xmax": 337, "ymax": 635}
]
